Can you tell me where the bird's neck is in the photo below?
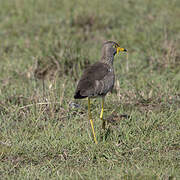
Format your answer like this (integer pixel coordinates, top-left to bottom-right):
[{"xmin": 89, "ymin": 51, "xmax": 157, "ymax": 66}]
[{"xmin": 100, "ymin": 55, "xmax": 114, "ymax": 66}]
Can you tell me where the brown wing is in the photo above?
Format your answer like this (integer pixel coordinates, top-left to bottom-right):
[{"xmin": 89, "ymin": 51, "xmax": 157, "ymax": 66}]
[{"xmin": 74, "ymin": 62, "xmax": 112, "ymax": 99}]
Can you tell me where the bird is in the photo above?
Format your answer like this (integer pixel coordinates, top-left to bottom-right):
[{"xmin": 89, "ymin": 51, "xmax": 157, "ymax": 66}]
[{"xmin": 74, "ymin": 41, "xmax": 127, "ymax": 144}]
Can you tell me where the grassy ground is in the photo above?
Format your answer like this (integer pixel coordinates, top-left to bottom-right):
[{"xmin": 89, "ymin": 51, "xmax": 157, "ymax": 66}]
[{"xmin": 0, "ymin": 0, "xmax": 180, "ymax": 179}]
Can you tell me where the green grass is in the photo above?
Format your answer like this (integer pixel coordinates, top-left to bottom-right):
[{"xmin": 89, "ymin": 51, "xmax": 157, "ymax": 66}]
[{"xmin": 0, "ymin": 0, "xmax": 180, "ymax": 179}]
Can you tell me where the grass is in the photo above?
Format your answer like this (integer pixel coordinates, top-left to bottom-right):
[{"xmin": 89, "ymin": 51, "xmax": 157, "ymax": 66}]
[{"xmin": 0, "ymin": 0, "xmax": 180, "ymax": 179}]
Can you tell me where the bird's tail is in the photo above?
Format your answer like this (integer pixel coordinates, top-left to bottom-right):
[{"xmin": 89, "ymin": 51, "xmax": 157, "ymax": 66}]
[{"xmin": 74, "ymin": 90, "xmax": 87, "ymax": 99}]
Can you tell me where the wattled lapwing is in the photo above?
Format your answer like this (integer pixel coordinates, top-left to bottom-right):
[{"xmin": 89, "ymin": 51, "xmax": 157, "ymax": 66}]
[{"xmin": 74, "ymin": 41, "xmax": 127, "ymax": 144}]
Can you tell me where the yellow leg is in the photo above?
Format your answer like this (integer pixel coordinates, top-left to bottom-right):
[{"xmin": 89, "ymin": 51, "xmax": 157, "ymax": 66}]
[
  {"xmin": 88, "ymin": 98, "xmax": 97, "ymax": 144},
  {"xmin": 100, "ymin": 97, "xmax": 105, "ymax": 129}
]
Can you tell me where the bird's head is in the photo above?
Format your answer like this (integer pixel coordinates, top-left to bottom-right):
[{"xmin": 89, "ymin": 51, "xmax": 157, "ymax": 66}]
[
  {"xmin": 101, "ymin": 41, "xmax": 127, "ymax": 64},
  {"xmin": 104, "ymin": 41, "xmax": 127, "ymax": 55}
]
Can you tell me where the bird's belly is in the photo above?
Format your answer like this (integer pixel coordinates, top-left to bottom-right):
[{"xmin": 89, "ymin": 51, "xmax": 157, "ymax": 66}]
[{"xmin": 95, "ymin": 75, "xmax": 115, "ymax": 96}]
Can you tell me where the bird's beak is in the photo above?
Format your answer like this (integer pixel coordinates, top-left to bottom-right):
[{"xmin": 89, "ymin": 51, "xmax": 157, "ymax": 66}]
[{"xmin": 116, "ymin": 47, "xmax": 127, "ymax": 54}]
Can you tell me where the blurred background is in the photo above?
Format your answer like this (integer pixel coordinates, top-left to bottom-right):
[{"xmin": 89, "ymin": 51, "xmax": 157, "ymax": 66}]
[{"xmin": 0, "ymin": 0, "xmax": 180, "ymax": 179}]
